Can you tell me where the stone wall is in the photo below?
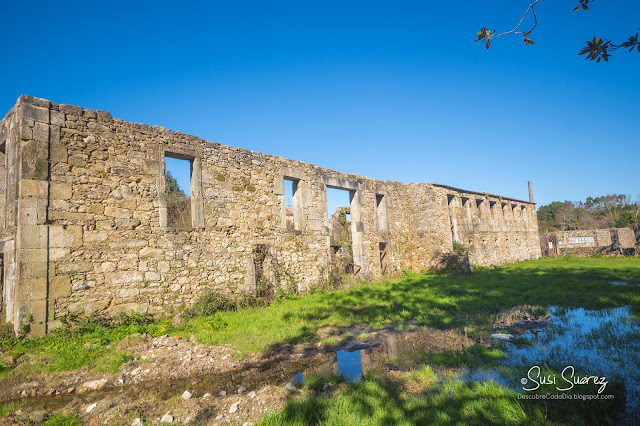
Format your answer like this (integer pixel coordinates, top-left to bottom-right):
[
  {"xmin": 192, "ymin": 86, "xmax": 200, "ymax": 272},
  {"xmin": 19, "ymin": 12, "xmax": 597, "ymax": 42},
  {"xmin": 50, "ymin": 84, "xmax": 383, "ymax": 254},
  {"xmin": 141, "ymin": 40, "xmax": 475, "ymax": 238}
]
[
  {"xmin": 551, "ymin": 228, "xmax": 637, "ymax": 256},
  {"xmin": 0, "ymin": 95, "xmax": 541, "ymax": 334}
]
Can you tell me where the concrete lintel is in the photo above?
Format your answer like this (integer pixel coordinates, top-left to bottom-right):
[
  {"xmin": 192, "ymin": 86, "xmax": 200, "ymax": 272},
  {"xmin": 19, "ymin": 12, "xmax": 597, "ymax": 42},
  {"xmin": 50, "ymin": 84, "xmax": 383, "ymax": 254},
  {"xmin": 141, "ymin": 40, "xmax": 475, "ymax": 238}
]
[
  {"xmin": 280, "ymin": 167, "xmax": 305, "ymax": 181},
  {"xmin": 322, "ymin": 176, "xmax": 360, "ymax": 191}
]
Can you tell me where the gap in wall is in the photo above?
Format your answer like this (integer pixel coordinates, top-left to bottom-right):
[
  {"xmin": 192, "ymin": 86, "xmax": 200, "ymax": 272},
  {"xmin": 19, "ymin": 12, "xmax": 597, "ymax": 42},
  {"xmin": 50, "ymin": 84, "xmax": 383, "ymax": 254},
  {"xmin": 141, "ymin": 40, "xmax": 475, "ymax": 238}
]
[{"xmin": 165, "ymin": 156, "xmax": 191, "ymax": 228}]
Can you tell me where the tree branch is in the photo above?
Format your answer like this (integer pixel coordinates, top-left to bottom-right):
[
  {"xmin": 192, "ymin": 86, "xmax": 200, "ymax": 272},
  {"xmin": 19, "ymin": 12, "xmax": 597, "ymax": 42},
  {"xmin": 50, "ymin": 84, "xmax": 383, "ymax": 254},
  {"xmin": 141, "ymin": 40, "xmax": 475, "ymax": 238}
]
[{"xmin": 474, "ymin": 0, "xmax": 639, "ymax": 62}]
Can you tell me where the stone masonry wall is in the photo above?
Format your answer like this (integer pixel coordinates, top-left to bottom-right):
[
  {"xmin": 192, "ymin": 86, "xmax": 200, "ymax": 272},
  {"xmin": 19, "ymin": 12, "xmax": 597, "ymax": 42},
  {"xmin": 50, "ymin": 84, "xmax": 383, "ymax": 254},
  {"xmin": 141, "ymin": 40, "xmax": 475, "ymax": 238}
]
[
  {"xmin": 0, "ymin": 95, "xmax": 541, "ymax": 334},
  {"xmin": 554, "ymin": 228, "xmax": 637, "ymax": 255}
]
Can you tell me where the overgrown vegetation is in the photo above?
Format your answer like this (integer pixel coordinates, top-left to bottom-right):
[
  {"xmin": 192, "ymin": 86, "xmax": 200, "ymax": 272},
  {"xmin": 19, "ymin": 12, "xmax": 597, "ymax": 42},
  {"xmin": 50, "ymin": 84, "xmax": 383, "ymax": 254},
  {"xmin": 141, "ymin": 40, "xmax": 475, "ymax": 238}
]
[
  {"xmin": 1, "ymin": 257, "xmax": 639, "ymax": 379},
  {"xmin": 0, "ymin": 313, "xmax": 158, "ymax": 377}
]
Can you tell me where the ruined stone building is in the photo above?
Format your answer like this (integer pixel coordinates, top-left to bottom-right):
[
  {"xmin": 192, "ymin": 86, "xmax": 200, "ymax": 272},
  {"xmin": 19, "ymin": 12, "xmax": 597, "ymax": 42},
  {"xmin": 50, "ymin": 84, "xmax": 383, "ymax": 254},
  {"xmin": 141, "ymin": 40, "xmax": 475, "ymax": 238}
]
[{"xmin": 0, "ymin": 95, "xmax": 541, "ymax": 335}]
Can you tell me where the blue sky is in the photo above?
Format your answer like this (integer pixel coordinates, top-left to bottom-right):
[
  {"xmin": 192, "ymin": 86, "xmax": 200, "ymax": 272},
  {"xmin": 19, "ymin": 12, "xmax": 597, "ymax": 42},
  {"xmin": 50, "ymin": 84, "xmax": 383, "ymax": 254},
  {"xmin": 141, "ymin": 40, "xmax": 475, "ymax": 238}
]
[{"xmin": 2, "ymin": 0, "xmax": 638, "ymax": 207}]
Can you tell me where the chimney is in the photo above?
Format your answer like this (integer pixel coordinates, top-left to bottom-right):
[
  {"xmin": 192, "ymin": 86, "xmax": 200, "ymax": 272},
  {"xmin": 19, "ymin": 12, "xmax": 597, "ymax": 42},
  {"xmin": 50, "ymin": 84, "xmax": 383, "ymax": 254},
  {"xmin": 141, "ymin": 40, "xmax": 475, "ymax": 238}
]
[{"xmin": 528, "ymin": 181, "xmax": 534, "ymax": 203}]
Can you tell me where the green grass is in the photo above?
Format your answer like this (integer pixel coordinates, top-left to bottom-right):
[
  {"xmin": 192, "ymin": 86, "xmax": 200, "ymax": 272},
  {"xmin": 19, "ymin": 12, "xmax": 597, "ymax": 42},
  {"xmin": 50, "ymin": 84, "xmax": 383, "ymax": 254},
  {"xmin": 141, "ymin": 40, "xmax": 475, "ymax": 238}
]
[
  {"xmin": 42, "ymin": 414, "xmax": 83, "ymax": 425},
  {"xmin": 178, "ymin": 256, "xmax": 640, "ymax": 352},
  {"xmin": 2, "ymin": 256, "xmax": 639, "ymax": 375},
  {"xmin": 258, "ymin": 369, "xmax": 625, "ymax": 425}
]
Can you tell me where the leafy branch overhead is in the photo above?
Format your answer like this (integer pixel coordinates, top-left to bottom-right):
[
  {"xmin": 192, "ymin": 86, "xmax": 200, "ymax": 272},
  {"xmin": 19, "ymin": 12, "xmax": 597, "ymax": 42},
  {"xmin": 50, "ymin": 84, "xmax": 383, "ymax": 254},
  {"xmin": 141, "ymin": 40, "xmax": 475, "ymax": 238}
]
[{"xmin": 475, "ymin": 0, "xmax": 640, "ymax": 62}]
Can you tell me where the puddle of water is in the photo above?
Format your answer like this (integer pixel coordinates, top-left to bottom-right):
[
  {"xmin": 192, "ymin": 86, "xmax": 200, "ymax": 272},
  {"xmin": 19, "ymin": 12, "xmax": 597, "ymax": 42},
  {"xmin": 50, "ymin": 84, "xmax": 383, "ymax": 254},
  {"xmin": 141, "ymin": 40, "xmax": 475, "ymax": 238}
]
[
  {"xmin": 483, "ymin": 306, "xmax": 640, "ymax": 420},
  {"xmin": 609, "ymin": 281, "xmax": 629, "ymax": 286},
  {"xmin": 292, "ymin": 328, "xmax": 471, "ymax": 384},
  {"xmin": 458, "ymin": 367, "xmax": 510, "ymax": 388},
  {"xmin": 337, "ymin": 350, "xmax": 362, "ymax": 382},
  {"xmin": 290, "ymin": 306, "xmax": 639, "ymax": 420}
]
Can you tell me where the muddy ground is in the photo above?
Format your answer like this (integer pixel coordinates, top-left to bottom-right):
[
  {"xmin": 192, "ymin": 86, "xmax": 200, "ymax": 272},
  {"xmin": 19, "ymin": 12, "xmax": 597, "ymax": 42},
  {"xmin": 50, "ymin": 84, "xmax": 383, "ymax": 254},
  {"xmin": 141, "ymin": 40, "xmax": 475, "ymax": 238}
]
[{"xmin": 0, "ymin": 307, "xmax": 549, "ymax": 425}]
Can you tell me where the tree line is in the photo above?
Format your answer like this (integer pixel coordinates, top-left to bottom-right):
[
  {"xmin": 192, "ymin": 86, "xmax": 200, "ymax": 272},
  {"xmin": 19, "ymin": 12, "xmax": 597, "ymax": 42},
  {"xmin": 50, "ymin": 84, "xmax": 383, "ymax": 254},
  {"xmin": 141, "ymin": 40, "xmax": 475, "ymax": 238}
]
[{"xmin": 538, "ymin": 194, "xmax": 640, "ymax": 232}]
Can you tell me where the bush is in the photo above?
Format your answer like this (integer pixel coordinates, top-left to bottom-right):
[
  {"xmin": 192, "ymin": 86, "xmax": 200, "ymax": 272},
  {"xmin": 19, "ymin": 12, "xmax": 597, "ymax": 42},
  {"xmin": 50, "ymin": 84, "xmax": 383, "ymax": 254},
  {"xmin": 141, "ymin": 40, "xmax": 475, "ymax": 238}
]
[
  {"xmin": 0, "ymin": 322, "xmax": 15, "ymax": 339},
  {"xmin": 452, "ymin": 241, "xmax": 469, "ymax": 254},
  {"xmin": 182, "ymin": 291, "xmax": 237, "ymax": 319}
]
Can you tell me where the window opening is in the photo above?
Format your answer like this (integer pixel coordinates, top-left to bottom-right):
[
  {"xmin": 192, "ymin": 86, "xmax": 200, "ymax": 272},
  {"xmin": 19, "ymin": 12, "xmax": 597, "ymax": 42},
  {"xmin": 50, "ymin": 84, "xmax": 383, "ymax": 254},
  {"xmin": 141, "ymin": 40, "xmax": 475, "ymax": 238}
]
[{"xmin": 165, "ymin": 156, "xmax": 191, "ymax": 229}]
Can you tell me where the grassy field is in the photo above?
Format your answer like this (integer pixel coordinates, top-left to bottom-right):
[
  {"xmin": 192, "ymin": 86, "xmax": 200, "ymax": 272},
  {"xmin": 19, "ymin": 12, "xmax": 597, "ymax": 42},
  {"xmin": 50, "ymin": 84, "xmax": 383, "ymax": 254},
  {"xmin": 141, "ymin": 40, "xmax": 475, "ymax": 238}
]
[
  {"xmin": 183, "ymin": 255, "xmax": 640, "ymax": 353},
  {"xmin": 1, "ymin": 256, "xmax": 639, "ymax": 424},
  {"xmin": 2, "ymin": 256, "xmax": 640, "ymax": 374}
]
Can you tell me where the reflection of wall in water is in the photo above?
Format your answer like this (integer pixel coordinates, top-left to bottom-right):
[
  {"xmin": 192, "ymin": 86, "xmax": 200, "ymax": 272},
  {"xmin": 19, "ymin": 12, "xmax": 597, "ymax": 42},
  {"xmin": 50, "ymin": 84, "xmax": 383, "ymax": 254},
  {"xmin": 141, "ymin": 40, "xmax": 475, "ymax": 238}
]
[
  {"xmin": 361, "ymin": 329, "xmax": 471, "ymax": 374},
  {"xmin": 299, "ymin": 352, "xmax": 338, "ymax": 381}
]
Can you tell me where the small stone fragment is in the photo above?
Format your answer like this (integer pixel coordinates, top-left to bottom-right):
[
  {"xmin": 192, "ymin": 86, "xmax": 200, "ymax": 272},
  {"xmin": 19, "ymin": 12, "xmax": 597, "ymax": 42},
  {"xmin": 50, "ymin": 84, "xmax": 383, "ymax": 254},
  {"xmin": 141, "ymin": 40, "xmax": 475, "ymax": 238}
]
[
  {"xmin": 237, "ymin": 385, "xmax": 247, "ymax": 394},
  {"xmin": 131, "ymin": 418, "xmax": 143, "ymax": 426},
  {"xmin": 490, "ymin": 333, "xmax": 513, "ymax": 341},
  {"xmin": 247, "ymin": 391, "xmax": 256, "ymax": 398},
  {"xmin": 229, "ymin": 402, "xmax": 240, "ymax": 414},
  {"xmin": 30, "ymin": 412, "xmax": 47, "ymax": 423},
  {"xmin": 81, "ymin": 379, "xmax": 108, "ymax": 391},
  {"xmin": 182, "ymin": 390, "xmax": 192, "ymax": 400},
  {"xmin": 202, "ymin": 392, "xmax": 212, "ymax": 398},
  {"xmin": 285, "ymin": 382, "xmax": 297, "ymax": 392},
  {"xmin": 160, "ymin": 412, "xmax": 174, "ymax": 423},
  {"xmin": 218, "ymin": 390, "xmax": 227, "ymax": 396},
  {"xmin": 86, "ymin": 403, "xmax": 98, "ymax": 413}
]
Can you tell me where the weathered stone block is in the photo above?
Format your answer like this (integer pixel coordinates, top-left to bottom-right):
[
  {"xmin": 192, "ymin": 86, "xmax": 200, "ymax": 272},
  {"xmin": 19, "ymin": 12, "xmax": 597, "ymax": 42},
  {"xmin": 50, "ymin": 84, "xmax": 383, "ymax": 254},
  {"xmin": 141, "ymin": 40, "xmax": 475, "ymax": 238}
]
[
  {"xmin": 20, "ymin": 179, "xmax": 48, "ymax": 198},
  {"xmin": 49, "ymin": 247, "xmax": 70, "ymax": 261},
  {"xmin": 56, "ymin": 261, "xmax": 94, "ymax": 274},
  {"xmin": 20, "ymin": 103, "xmax": 49, "ymax": 123},
  {"xmin": 87, "ymin": 203, "xmax": 104, "ymax": 215},
  {"xmin": 117, "ymin": 288, "xmax": 140, "ymax": 298},
  {"xmin": 96, "ymin": 110, "xmax": 112, "ymax": 122},
  {"xmin": 21, "ymin": 278, "xmax": 48, "ymax": 300},
  {"xmin": 33, "ymin": 122, "xmax": 49, "ymax": 143},
  {"xmin": 66, "ymin": 226, "xmax": 83, "ymax": 247},
  {"xmin": 50, "ymin": 142, "xmax": 68, "ymax": 164},
  {"xmin": 145, "ymin": 272, "xmax": 161, "ymax": 281},
  {"xmin": 20, "ymin": 261, "xmax": 47, "ymax": 279},
  {"xmin": 110, "ymin": 271, "xmax": 144, "ymax": 285},
  {"xmin": 59, "ymin": 104, "xmax": 83, "ymax": 116},
  {"xmin": 20, "ymin": 125, "xmax": 33, "ymax": 141},
  {"xmin": 49, "ymin": 275, "xmax": 71, "ymax": 298},
  {"xmin": 115, "ymin": 219, "xmax": 141, "ymax": 230},
  {"xmin": 50, "ymin": 182, "xmax": 72, "ymax": 200},
  {"xmin": 20, "ymin": 249, "xmax": 48, "ymax": 263},
  {"xmin": 84, "ymin": 231, "xmax": 108, "ymax": 243},
  {"xmin": 109, "ymin": 303, "xmax": 148, "ymax": 315},
  {"xmin": 97, "ymin": 262, "xmax": 117, "ymax": 273},
  {"xmin": 19, "ymin": 207, "xmax": 37, "ymax": 225},
  {"xmin": 50, "ymin": 110, "xmax": 65, "ymax": 126},
  {"xmin": 20, "ymin": 225, "xmax": 48, "ymax": 249},
  {"xmin": 139, "ymin": 247, "xmax": 164, "ymax": 258},
  {"xmin": 158, "ymin": 261, "xmax": 171, "ymax": 273}
]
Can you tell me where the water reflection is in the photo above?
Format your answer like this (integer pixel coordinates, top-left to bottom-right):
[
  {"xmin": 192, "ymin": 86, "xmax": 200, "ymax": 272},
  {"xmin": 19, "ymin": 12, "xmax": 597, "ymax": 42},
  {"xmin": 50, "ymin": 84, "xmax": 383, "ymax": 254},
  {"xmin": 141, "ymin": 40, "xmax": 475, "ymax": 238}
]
[
  {"xmin": 502, "ymin": 306, "xmax": 640, "ymax": 418},
  {"xmin": 291, "ymin": 305, "xmax": 639, "ymax": 420},
  {"xmin": 293, "ymin": 328, "xmax": 471, "ymax": 383}
]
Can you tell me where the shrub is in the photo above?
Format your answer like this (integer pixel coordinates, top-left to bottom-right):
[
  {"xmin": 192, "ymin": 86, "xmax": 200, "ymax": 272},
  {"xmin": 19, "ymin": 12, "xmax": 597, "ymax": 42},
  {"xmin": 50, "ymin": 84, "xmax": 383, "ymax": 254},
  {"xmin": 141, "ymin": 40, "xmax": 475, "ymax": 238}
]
[{"xmin": 182, "ymin": 291, "xmax": 237, "ymax": 319}]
